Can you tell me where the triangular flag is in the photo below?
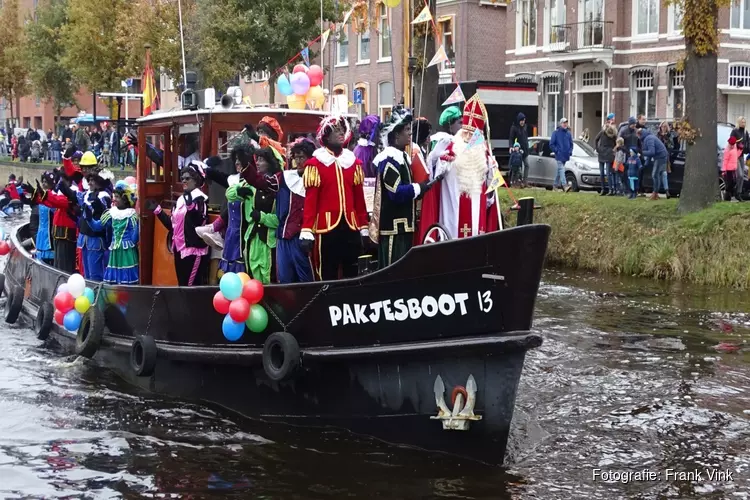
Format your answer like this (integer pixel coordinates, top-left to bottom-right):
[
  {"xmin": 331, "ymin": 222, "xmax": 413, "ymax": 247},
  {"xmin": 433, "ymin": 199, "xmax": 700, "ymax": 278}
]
[
  {"xmin": 442, "ymin": 84, "xmax": 465, "ymax": 106},
  {"xmin": 427, "ymin": 45, "xmax": 449, "ymax": 68},
  {"xmin": 467, "ymin": 128, "xmax": 483, "ymax": 149},
  {"xmin": 301, "ymin": 47, "xmax": 310, "ymax": 66},
  {"xmin": 412, "ymin": 5, "xmax": 432, "ymax": 24},
  {"xmin": 321, "ymin": 29, "xmax": 331, "ymax": 53},
  {"xmin": 486, "ymin": 168, "xmax": 506, "ymax": 194},
  {"xmin": 342, "ymin": 7, "xmax": 354, "ymax": 26}
]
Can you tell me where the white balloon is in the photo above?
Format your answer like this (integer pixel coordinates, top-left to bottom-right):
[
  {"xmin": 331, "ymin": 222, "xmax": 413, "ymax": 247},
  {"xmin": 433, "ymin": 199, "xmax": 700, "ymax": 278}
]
[
  {"xmin": 0, "ymin": 228, "xmax": 5, "ymax": 240},
  {"xmin": 56, "ymin": 283, "xmax": 69, "ymax": 295},
  {"xmin": 67, "ymin": 273, "xmax": 86, "ymax": 298}
]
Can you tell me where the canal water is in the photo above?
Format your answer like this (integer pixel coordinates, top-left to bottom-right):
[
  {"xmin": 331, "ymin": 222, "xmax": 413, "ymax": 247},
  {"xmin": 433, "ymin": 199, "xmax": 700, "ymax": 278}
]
[{"xmin": 0, "ymin": 214, "xmax": 748, "ymax": 499}]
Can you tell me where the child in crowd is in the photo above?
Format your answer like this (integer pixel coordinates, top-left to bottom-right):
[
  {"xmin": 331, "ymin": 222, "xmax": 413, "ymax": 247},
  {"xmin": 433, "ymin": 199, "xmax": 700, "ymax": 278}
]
[
  {"xmin": 613, "ymin": 137, "xmax": 627, "ymax": 196},
  {"xmin": 509, "ymin": 142, "xmax": 524, "ymax": 187},
  {"xmin": 35, "ymin": 171, "xmax": 56, "ymax": 265},
  {"xmin": 722, "ymin": 136, "xmax": 741, "ymax": 201},
  {"xmin": 626, "ymin": 147, "xmax": 643, "ymax": 200}
]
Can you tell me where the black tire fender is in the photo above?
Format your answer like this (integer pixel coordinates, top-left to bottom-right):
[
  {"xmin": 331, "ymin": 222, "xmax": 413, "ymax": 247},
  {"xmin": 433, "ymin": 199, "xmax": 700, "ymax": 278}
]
[
  {"xmin": 4, "ymin": 285, "xmax": 23, "ymax": 324},
  {"xmin": 262, "ymin": 332, "xmax": 301, "ymax": 382},
  {"xmin": 130, "ymin": 335, "xmax": 158, "ymax": 377},
  {"xmin": 76, "ymin": 307, "xmax": 104, "ymax": 358},
  {"xmin": 36, "ymin": 302, "xmax": 54, "ymax": 340},
  {"xmin": 0, "ymin": 272, "xmax": 6, "ymax": 298}
]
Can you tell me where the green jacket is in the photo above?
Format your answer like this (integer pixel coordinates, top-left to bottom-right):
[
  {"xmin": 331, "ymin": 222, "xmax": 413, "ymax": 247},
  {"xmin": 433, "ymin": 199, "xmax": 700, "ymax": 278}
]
[{"xmin": 226, "ymin": 180, "xmax": 279, "ymax": 250}]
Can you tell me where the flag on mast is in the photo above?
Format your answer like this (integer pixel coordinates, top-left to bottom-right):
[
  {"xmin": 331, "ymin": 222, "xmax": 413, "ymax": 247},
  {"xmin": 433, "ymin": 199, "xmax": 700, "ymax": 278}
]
[
  {"xmin": 142, "ymin": 48, "xmax": 160, "ymax": 116},
  {"xmin": 412, "ymin": 4, "xmax": 432, "ymax": 24},
  {"xmin": 427, "ymin": 45, "xmax": 449, "ymax": 67},
  {"xmin": 321, "ymin": 29, "xmax": 331, "ymax": 52}
]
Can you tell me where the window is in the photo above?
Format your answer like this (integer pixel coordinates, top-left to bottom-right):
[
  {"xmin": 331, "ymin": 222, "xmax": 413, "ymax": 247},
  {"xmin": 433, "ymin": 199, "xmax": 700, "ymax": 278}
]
[
  {"xmin": 438, "ymin": 17, "xmax": 456, "ymax": 71},
  {"xmin": 337, "ymin": 29, "xmax": 349, "ymax": 66},
  {"xmin": 635, "ymin": 0, "xmax": 659, "ymax": 36},
  {"xmin": 544, "ymin": 77, "xmax": 564, "ymax": 136},
  {"xmin": 546, "ymin": 0, "xmax": 565, "ymax": 44},
  {"xmin": 580, "ymin": 70, "xmax": 603, "ymax": 88},
  {"xmin": 731, "ymin": 0, "xmax": 750, "ymax": 30},
  {"xmin": 669, "ymin": 69, "xmax": 685, "ymax": 119},
  {"xmin": 161, "ymin": 71, "xmax": 175, "ymax": 91},
  {"xmin": 668, "ymin": 3, "xmax": 683, "ymax": 34},
  {"xmin": 331, "ymin": 85, "xmax": 348, "ymax": 113},
  {"xmin": 358, "ymin": 31, "xmax": 370, "ymax": 63},
  {"xmin": 517, "ymin": 0, "xmax": 537, "ymax": 48},
  {"xmin": 378, "ymin": 4, "xmax": 391, "ymax": 60},
  {"xmin": 514, "ymin": 73, "xmax": 535, "ymax": 83},
  {"xmin": 378, "ymin": 81, "xmax": 393, "ymax": 120},
  {"xmin": 632, "ymin": 69, "xmax": 656, "ymax": 118},
  {"xmin": 252, "ymin": 71, "xmax": 270, "ymax": 82},
  {"xmin": 729, "ymin": 64, "xmax": 750, "ymax": 88},
  {"xmin": 35, "ymin": 95, "xmax": 40, "ymax": 107},
  {"xmin": 580, "ymin": 0, "xmax": 604, "ymax": 46}
]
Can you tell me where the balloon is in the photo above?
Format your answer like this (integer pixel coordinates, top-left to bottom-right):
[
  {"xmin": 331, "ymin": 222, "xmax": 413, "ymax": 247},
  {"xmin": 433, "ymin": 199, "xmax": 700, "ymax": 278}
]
[
  {"xmin": 67, "ymin": 273, "xmax": 86, "ymax": 298},
  {"xmin": 124, "ymin": 176, "xmax": 136, "ymax": 185},
  {"xmin": 286, "ymin": 93, "xmax": 306, "ymax": 110},
  {"xmin": 293, "ymin": 64, "xmax": 307, "ymax": 74},
  {"xmin": 213, "ymin": 291, "xmax": 231, "ymax": 314},
  {"xmin": 229, "ymin": 297, "xmax": 250, "ymax": 323},
  {"xmin": 117, "ymin": 291, "xmax": 130, "ymax": 305},
  {"xmin": 0, "ymin": 241, "xmax": 10, "ymax": 256},
  {"xmin": 237, "ymin": 272, "xmax": 251, "ymax": 285},
  {"xmin": 57, "ymin": 283, "xmax": 69, "ymax": 295},
  {"xmin": 105, "ymin": 290, "xmax": 118, "ymax": 304},
  {"xmin": 63, "ymin": 310, "xmax": 82, "ymax": 331},
  {"xmin": 384, "ymin": 0, "xmax": 400, "ymax": 6},
  {"xmin": 54, "ymin": 292, "xmax": 75, "ymax": 313},
  {"xmin": 306, "ymin": 86, "xmax": 325, "ymax": 110},
  {"xmin": 54, "ymin": 309, "xmax": 65, "ymax": 325},
  {"xmin": 83, "ymin": 287, "xmax": 95, "ymax": 304},
  {"xmin": 290, "ymin": 72, "xmax": 311, "ymax": 96},
  {"xmin": 0, "ymin": 227, "xmax": 5, "ymax": 240},
  {"xmin": 219, "ymin": 272, "xmax": 243, "ymax": 300},
  {"xmin": 246, "ymin": 304, "xmax": 269, "ymax": 333},
  {"xmin": 241, "ymin": 279, "xmax": 264, "ymax": 305},
  {"xmin": 307, "ymin": 65, "xmax": 324, "ymax": 87},
  {"xmin": 222, "ymin": 314, "xmax": 245, "ymax": 341},
  {"xmin": 74, "ymin": 295, "xmax": 91, "ymax": 314},
  {"xmin": 277, "ymin": 74, "xmax": 294, "ymax": 97}
]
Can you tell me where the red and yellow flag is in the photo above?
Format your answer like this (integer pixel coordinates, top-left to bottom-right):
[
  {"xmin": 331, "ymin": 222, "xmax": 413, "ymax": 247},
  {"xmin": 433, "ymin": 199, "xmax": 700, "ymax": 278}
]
[{"xmin": 142, "ymin": 49, "xmax": 160, "ymax": 116}]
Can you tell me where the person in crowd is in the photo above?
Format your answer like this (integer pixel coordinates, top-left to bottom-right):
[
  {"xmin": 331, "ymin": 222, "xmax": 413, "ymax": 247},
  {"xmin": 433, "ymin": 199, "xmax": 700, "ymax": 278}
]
[
  {"xmin": 0, "ymin": 174, "xmax": 21, "ymax": 212},
  {"xmin": 85, "ymin": 180, "xmax": 139, "ymax": 284},
  {"xmin": 62, "ymin": 124, "xmax": 73, "ymax": 143},
  {"xmin": 300, "ymin": 114, "xmax": 369, "ymax": 281},
  {"xmin": 50, "ymin": 135, "xmax": 62, "ymax": 164},
  {"xmin": 150, "ymin": 161, "xmax": 209, "ymax": 286},
  {"xmin": 77, "ymin": 166, "xmax": 114, "ymax": 281},
  {"xmin": 637, "ymin": 127, "xmax": 668, "ymax": 200},
  {"xmin": 626, "ymin": 148, "xmax": 643, "ymax": 200},
  {"xmin": 10, "ymin": 134, "xmax": 17, "ymax": 160},
  {"xmin": 613, "ymin": 137, "xmax": 627, "ymax": 196},
  {"xmin": 41, "ymin": 136, "xmax": 49, "ymax": 162},
  {"xmin": 73, "ymin": 123, "xmax": 90, "ymax": 152},
  {"xmin": 0, "ymin": 129, "xmax": 6, "ymax": 156},
  {"xmin": 509, "ymin": 113, "xmax": 530, "ymax": 187},
  {"xmin": 508, "ymin": 142, "xmax": 524, "ymax": 187},
  {"xmin": 226, "ymin": 147, "xmax": 281, "ymax": 284},
  {"xmin": 90, "ymin": 127, "xmax": 103, "ymax": 156},
  {"xmin": 18, "ymin": 135, "xmax": 29, "ymax": 162},
  {"xmin": 619, "ymin": 117, "xmax": 642, "ymax": 195},
  {"xmin": 276, "ymin": 137, "xmax": 314, "ymax": 284},
  {"xmin": 34, "ymin": 171, "xmax": 56, "ymax": 265},
  {"xmin": 257, "ymin": 116, "xmax": 286, "ymax": 156},
  {"xmin": 595, "ymin": 121, "xmax": 617, "ymax": 196},
  {"xmin": 722, "ymin": 136, "xmax": 742, "ymax": 202},
  {"xmin": 353, "ymin": 115, "xmax": 380, "ymax": 178},
  {"xmin": 657, "ymin": 121, "xmax": 677, "ymax": 199},
  {"xmin": 550, "ymin": 117, "xmax": 573, "ymax": 192},
  {"xmin": 410, "ymin": 116, "xmax": 439, "ymax": 244},
  {"xmin": 108, "ymin": 125, "xmax": 120, "ymax": 169},
  {"xmin": 636, "ymin": 114, "xmax": 647, "ymax": 129},
  {"xmin": 606, "ymin": 112, "xmax": 616, "ymax": 126}
]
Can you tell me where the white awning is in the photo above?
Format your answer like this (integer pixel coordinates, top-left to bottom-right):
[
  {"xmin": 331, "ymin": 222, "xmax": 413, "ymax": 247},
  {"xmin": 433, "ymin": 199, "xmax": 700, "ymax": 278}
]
[{"xmin": 476, "ymin": 88, "xmax": 537, "ymax": 106}]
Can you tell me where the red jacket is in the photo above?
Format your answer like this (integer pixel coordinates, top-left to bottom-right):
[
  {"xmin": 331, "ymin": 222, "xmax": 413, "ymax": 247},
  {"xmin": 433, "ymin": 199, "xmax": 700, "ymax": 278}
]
[
  {"xmin": 40, "ymin": 190, "xmax": 78, "ymax": 229},
  {"xmin": 301, "ymin": 148, "xmax": 368, "ymax": 235},
  {"xmin": 4, "ymin": 183, "xmax": 19, "ymax": 200}
]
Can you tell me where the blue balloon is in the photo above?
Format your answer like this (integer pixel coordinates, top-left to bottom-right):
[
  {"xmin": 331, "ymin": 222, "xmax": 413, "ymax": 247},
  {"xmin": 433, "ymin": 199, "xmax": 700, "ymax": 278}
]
[
  {"xmin": 63, "ymin": 310, "xmax": 82, "ymax": 331},
  {"xmin": 219, "ymin": 272, "xmax": 242, "ymax": 301},
  {"xmin": 222, "ymin": 314, "xmax": 245, "ymax": 341},
  {"xmin": 83, "ymin": 287, "xmax": 96, "ymax": 304},
  {"xmin": 277, "ymin": 75, "xmax": 294, "ymax": 97}
]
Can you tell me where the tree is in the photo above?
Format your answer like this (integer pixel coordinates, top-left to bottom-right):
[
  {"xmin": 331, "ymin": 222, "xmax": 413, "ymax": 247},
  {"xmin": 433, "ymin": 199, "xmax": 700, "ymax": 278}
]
[
  {"xmin": 0, "ymin": 0, "xmax": 28, "ymax": 129},
  {"xmin": 25, "ymin": 0, "xmax": 77, "ymax": 128},
  {"xmin": 672, "ymin": 0, "xmax": 732, "ymax": 214},
  {"xmin": 195, "ymin": 0, "xmax": 336, "ymax": 102}
]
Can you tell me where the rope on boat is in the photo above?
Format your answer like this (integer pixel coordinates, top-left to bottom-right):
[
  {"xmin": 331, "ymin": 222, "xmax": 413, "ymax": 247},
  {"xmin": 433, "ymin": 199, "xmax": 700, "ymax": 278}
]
[
  {"xmin": 144, "ymin": 290, "xmax": 160, "ymax": 336},
  {"xmin": 263, "ymin": 284, "xmax": 329, "ymax": 332}
]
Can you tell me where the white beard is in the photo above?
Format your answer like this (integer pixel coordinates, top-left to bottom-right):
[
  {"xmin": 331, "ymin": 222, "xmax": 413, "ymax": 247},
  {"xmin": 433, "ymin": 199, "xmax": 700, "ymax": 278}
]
[{"xmin": 452, "ymin": 131, "xmax": 488, "ymax": 197}]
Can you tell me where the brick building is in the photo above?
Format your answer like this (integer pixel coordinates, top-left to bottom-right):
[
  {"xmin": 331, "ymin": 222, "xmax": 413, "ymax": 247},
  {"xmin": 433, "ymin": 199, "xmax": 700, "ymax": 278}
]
[{"xmin": 504, "ymin": 0, "xmax": 750, "ymax": 138}]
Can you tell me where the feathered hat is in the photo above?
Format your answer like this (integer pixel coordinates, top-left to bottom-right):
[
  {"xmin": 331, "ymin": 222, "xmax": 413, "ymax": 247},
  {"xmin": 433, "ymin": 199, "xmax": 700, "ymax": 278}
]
[
  {"xmin": 92, "ymin": 168, "xmax": 115, "ymax": 192},
  {"xmin": 114, "ymin": 180, "xmax": 137, "ymax": 207},
  {"xmin": 357, "ymin": 115, "xmax": 381, "ymax": 146},
  {"xmin": 380, "ymin": 106, "xmax": 413, "ymax": 149},
  {"xmin": 258, "ymin": 116, "xmax": 284, "ymax": 141},
  {"xmin": 181, "ymin": 160, "xmax": 207, "ymax": 186},
  {"xmin": 316, "ymin": 114, "xmax": 352, "ymax": 145}
]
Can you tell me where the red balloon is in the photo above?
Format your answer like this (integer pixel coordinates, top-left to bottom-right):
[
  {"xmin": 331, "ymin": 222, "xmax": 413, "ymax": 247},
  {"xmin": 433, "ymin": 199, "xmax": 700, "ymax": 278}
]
[
  {"xmin": 117, "ymin": 290, "xmax": 130, "ymax": 305},
  {"xmin": 308, "ymin": 65, "xmax": 324, "ymax": 86},
  {"xmin": 54, "ymin": 292, "xmax": 75, "ymax": 313},
  {"xmin": 229, "ymin": 297, "xmax": 250, "ymax": 323},
  {"xmin": 293, "ymin": 64, "xmax": 307, "ymax": 74},
  {"xmin": 213, "ymin": 291, "xmax": 231, "ymax": 314},
  {"xmin": 0, "ymin": 241, "xmax": 10, "ymax": 256},
  {"xmin": 241, "ymin": 279, "xmax": 264, "ymax": 305},
  {"xmin": 54, "ymin": 309, "xmax": 65, "ymax": 325}
]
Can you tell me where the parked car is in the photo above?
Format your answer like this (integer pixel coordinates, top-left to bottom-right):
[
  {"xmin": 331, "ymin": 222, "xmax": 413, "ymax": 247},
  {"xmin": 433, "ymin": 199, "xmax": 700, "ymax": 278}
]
[{"xmin": 523, "ymin": 136, "xmax": 600, "ymax": 191}]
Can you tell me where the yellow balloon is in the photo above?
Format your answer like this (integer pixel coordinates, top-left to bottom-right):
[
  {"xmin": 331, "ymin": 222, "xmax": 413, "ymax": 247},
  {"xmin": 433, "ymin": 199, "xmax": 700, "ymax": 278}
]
[
  {"xmin": 74, "ymin": 295, "xmax": 91, "ymax": 314},
  {"xmin": 105, "ymin": 290, "xmax": 118, "ymax": 304},
  {"xmin": 237, "ymin": 272, "xmax": 251, "ymax": 285},
  {"xmin": 305, "ymin": 85, "xmax": 325, "ymax": 110},
  {"xmin": 287, "ymin": 93, "xmax": 306, "ymax": 110},
  {"xmin": 384, "ymin": 0, "xmax": 400, "ymax": 7}
]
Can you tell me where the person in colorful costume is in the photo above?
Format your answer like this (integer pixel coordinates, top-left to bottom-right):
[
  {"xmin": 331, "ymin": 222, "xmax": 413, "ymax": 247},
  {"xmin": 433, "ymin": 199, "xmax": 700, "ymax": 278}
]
[
  {"xmin": 435, "ymin": 95, "xmax": 500, "ymax": 239},
  {"xmin": 225, "ymin": 147, "xmax": 281, "ymax": 284},
  {"xmin": 427, "ymin": 106, "xmax": 462, "ymax": 175},
  {"xmin": 300, "ymin": 115, "xmax": 369, "ymax": 281},
  {"xmin": 373, "ymin": 108, "xmax": 436, "ymax": 268},
  {"xmin": 352, "ymin": 115, "xmax": 380, "ymax": 178},
  {"xmin": 85, "ymin": 181, "xmax": 139, "ymax": 284},
  {"xmin": 410, "ymin": 117, "xmax": 441, "ymax": 244},
  {"xmin": 150, "ymin": 161, "xmax": 209, "ymax": 286},
  {"xmin": 35, "ymin": 171, "xmax": 56, "ymax": 265},
  {"xmin": 257, "ymin": 116, "xmax": 286, "ymax": 156},
  {"xmin": 77, "ymin": 153, "xmax": 114, "ymax": 281},
  {"xmin": 276, "ymin": 137, "xmax": 314, "ymax": 283}
]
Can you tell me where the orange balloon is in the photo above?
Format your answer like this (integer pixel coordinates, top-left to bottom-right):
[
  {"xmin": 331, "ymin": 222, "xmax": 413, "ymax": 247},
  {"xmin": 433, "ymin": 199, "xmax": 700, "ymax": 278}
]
[
  {"xmin": 287, "ymin": 93, "xmax": 306, "ymax": 110},
  {"xmin": 237, "ymin": 272, "xmax": 251, "ymax": 285}
]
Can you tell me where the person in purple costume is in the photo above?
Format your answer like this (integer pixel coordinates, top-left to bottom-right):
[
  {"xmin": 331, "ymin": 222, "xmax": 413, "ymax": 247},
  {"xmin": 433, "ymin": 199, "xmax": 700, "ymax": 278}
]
[{"xmin": 353, "ymin": 115, "xmax": 381, "ymax": 178}]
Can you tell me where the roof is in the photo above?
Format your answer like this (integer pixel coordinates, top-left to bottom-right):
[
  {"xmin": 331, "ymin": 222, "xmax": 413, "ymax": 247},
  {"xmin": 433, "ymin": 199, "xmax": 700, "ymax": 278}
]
[{"xmin": 136, "ymin": 106, "xmax": 357, "ymax": 124}]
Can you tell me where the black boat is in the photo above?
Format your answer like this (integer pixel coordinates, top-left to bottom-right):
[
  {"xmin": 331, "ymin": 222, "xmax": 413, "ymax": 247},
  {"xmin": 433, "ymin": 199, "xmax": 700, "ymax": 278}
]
[{"xmin": 0, "ymin": 107, "xmax": 550, "ymax": 464}]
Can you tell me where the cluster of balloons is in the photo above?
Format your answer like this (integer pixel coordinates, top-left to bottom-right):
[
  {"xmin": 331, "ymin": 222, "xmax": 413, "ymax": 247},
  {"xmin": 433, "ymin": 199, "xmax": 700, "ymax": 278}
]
[
  {"xmin": 278, "ymin": 64, "xmax": 325, "ymax": 110},
  {"xmin": 0, "ymin": 227, "xmax": 10, "ymax": 256},
  {"xmin": 105, "ymin": 289, "xmax": 129, "ymax": 314},
  {"xmin": 52, "ymin": 274, "xmax": 94, "ymax": 331},
  {"xmin": 123, "ymin": 176, "xmax": 136, "ymax": 186},
  {"xmin": 213, "ymin": 272, "xmax": 269, "ymax": 341}
]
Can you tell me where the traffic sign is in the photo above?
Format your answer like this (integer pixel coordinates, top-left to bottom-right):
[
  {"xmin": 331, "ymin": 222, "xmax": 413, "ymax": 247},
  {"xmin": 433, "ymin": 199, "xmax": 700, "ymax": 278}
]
[{"xmin": 353, "ymin": 89, "xmax": 363, "ymax": 104}]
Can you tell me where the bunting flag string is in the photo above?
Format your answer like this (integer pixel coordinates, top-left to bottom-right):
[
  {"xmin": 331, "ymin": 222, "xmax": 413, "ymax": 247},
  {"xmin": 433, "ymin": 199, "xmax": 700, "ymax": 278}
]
[
  {"xmin": 301, "ymin": 47, "xmax": 310, "ymax": 66},
  {"xmin": 412, "ymin": 4, "xmax": 432, "ymax": 24},
  {"xmin": 427, "ymin": 45, "xmax": 449, "ymax": 68},
  {"xmin": 442, "ymin": 84, "xmax": 465, "ymax": 105},
  {"xmin": 320, "ymin": 29, "xmax": 331, "ymax": 53},
  {"xmin": 466, "ymin": 128, "xmax": 483, "ymax": 149}
]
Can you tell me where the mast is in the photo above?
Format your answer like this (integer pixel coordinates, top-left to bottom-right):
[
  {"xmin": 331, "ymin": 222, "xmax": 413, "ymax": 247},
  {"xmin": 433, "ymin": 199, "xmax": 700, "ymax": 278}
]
[{"xmin": 403, "ymin": 0, "xmax": 411, "ymax": 107}]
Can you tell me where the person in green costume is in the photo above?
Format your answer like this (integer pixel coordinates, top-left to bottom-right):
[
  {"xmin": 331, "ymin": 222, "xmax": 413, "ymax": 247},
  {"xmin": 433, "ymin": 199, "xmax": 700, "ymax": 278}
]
[{"xmin": 225, "ymin": 147, "xmax": 283, "ymax": 284}]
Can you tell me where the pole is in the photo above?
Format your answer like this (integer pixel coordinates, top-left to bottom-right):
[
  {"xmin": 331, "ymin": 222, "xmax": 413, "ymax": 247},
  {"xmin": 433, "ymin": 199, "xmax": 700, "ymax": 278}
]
[
  {"xmin": 125, "ymin": 85, "xmax": 129, "ymax": 132},
  {"xmin": 320, "ymin": 0, "xmax": 324, "ymax": 71},
  {"xmin": 516, "ymin": 197, "xmax": 535, "ymax": 226},
  {"xmin": 177, "ymin": 0, "xmax": 188, "ymax": 87}
]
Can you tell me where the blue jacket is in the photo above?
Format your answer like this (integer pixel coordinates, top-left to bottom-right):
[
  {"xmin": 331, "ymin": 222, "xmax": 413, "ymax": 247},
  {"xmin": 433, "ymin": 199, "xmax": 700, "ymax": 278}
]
[
  {"xmin": 509, "ymin": 150, "xmax": 524, "ymax": 167},
  {"xmin": 550, "ymin": 126, "xmax": 574, "ymax": 163},
  {"xmin": 626, "ymin": 155, "xmax": 643, "ymax": 177},
  {"xmin": 640, "ymin": 129, "xmax": 668, "ymax": 161}
]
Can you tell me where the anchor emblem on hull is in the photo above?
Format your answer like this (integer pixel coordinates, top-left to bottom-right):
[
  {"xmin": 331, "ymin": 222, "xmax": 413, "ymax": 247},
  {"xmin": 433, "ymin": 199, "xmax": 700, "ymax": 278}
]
[{"xmin": 430, "ymin": 374, "xmax": 482, "ymax": 430}]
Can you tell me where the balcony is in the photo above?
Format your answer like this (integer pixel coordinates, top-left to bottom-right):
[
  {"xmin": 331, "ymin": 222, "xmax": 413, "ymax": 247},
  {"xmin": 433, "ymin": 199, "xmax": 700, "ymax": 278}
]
[{"xmin": 548, "ymin": 21, "xmax": 614, "ymax": 66}]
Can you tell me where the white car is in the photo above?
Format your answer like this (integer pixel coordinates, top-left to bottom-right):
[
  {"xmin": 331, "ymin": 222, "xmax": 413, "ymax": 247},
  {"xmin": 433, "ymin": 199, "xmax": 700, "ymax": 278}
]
[{"xmin": 524, "ymin": 136, "xmax": 601, "ymax": 191}]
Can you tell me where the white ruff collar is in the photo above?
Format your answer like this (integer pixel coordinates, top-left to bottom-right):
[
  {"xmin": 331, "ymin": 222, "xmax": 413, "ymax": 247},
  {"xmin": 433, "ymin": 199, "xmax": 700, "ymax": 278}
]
[
  {"xmin": 177, "ymin": 188, "xmax": 207, "ymax": 209},
  {"xmin": 228, "ymin": 174, "xmax": 241, "ymax": 187},
  {"xmin": 373, "ymin": 146, "xmax": 408, "ymax": 167},
  {"xmin": 283, "ymin": 170, "xmax": 305, "ymax": 197},
  {"xmin": 109, "ymin": 206, "xmax": 136, "ymax": 220},
  {"xmin": 313, "ymin": 147, "xmax": 356, "ymax": 169}
]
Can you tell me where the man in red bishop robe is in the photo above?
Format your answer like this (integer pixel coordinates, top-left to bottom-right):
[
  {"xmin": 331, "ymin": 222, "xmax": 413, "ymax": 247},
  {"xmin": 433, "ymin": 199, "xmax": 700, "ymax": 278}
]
[{"xmin": 434, "ymin": 95, "xmax": 500, "ymax": 239}]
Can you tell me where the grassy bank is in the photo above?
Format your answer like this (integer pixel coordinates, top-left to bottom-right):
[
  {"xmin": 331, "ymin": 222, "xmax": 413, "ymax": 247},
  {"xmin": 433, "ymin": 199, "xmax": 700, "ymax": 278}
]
[{"xmin": 500, "ymin": 189, "xmax": 750, "ymax": 288}]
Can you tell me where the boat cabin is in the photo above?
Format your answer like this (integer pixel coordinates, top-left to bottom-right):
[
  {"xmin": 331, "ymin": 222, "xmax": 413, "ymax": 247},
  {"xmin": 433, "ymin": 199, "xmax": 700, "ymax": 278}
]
[{"xmin": 135, "ymin": 107, "xmax": 357, "ymax": 286}]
